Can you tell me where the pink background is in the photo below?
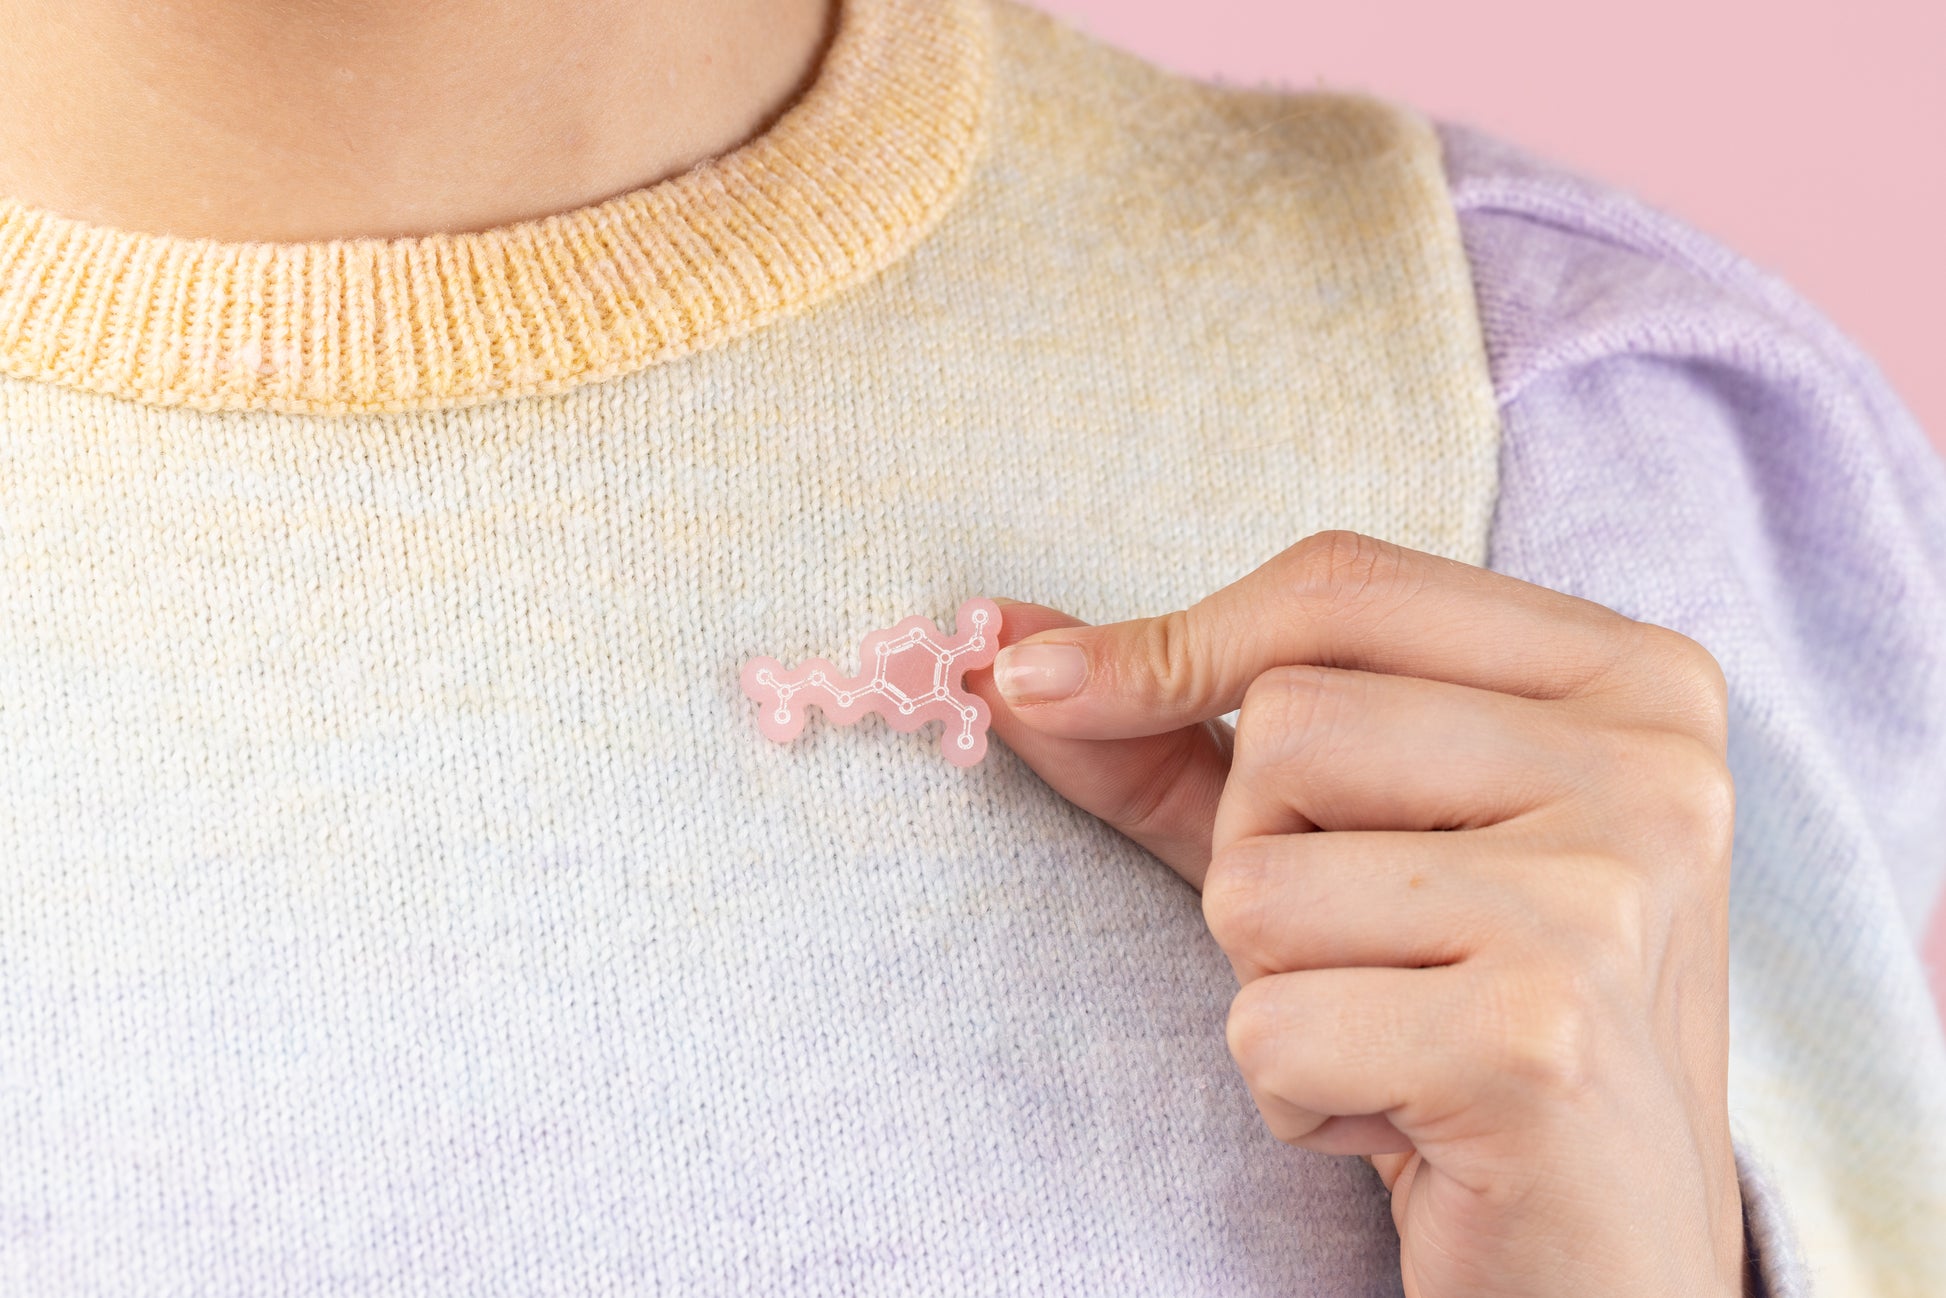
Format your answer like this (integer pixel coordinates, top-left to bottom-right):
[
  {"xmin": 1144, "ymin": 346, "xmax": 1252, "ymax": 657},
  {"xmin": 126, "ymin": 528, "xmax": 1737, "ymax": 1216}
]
[{"xmin": 1027, "ymin": 2, "xmax": 1946, "ymax": 1018}]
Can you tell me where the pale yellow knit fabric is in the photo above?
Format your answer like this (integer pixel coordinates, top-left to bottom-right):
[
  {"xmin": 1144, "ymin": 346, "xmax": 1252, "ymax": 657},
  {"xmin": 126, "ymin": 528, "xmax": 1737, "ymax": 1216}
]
[{"xmin": 0, "ymin": 0, "xmax": 1508, "ymax": 1290}]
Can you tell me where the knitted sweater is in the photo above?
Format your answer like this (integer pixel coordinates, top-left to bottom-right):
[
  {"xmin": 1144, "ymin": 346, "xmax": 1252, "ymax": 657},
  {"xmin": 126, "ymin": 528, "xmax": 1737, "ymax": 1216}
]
[{"xmin": 2, "ymin": 0, "xmax": 1941, "ymax": 1294}]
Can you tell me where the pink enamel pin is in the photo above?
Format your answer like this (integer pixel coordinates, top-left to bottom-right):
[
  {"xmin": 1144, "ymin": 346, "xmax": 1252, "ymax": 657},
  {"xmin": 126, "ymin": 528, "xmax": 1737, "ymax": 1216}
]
[{"xmin": 740, "ymin": 597, "xmax": 1002, "ymax": 767}]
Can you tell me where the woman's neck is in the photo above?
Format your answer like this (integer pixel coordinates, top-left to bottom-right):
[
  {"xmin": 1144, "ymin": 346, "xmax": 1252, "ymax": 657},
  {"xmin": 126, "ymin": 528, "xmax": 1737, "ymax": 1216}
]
[{"xmin": 0, "ymin": 0, "xmax": 836, "ymax": 242}]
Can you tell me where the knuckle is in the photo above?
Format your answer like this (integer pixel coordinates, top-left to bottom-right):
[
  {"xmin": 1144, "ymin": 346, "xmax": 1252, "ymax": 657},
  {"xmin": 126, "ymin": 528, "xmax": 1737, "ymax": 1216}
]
[
  {"xmin": 1632, "ymin": 622, "xmax": 1731, "ymax": 740},
  {"xmin": 1685, "ymin": 642, "xmax": 1731, "ymax": 718},
  {"xmin": 1235, "ymin": 664, "xmax": 1357, "ymax": 773},
  {"xmin": 1138, "ymin": 607, "xmax": 1206, "ymax": 712},
  {"xmin": 1579, "ymin": 728, "xmax": 1734, "ymax": 897},
  {"xmin": 1225, "ymin": 978, "xmax": 1281, "ymax": 1082},
  {"xmin": 1557, "ymin": 855, "xmax": 1654, "ymax": 976},
  {"xmin": 1202, "ymin": 837, "xmax": 1273, "ymax": 955},
  {"xmin": 1257, "ymin": 1101, "xmax": 1313, "ymax": 1149},
  {"xmin": 1286, "ymin": 530, "xmax": 1410, "ymax": 616},
  {"xmin": 1490, "ymin": 966, "xmax": 1600, "ymax": 1102},
  {"xmin": 1649, "ymin": 735, "xmax": 1737, "ymax": 865}
]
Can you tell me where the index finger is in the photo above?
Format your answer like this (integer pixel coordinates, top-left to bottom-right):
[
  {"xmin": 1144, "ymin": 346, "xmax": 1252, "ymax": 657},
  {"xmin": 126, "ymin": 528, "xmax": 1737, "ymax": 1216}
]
[{"xmin": 991, "ymin": 530, "xmax": 1691, "ymax": 741}]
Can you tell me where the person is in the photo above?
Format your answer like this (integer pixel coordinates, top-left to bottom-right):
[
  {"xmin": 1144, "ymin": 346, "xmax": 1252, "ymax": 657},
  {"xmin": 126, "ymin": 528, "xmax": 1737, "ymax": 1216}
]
[{"xmin": 0, "ymin": 0, "xmax": 1938, "ymax": 1294}]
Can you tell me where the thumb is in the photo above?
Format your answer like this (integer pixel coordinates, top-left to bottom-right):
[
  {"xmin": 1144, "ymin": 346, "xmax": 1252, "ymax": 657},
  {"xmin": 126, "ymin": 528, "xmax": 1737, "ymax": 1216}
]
[{"xmin": 967, "ymin": 597, "xmax": 1233, "ymax": 892}]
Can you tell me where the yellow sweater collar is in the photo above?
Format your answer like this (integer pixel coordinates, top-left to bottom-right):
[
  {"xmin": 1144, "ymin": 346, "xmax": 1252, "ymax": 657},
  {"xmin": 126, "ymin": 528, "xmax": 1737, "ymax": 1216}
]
[{"xmin": 0, "ymin": 0, "xmax": 991, "ymax": 416}]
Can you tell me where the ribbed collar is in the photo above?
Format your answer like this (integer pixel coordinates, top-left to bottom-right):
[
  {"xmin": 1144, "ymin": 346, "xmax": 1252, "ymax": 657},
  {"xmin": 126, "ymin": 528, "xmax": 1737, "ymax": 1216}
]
[{"xmin": 0, "ymin": 0, "xmax": 992, "ymax": 415}]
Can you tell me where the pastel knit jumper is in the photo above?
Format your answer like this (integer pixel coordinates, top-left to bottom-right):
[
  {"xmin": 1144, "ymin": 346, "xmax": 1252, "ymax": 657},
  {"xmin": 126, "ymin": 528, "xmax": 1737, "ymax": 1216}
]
[{"xmin": 1, "ymin": 1, "xmax": 1941, "ymax": 1295}]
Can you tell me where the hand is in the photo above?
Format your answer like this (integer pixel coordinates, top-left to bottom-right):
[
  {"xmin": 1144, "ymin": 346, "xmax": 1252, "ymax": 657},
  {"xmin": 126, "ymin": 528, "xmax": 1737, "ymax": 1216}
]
[{"xmin": 967, "ymin": 531, "xmax": 1750, "ymax": 1298}]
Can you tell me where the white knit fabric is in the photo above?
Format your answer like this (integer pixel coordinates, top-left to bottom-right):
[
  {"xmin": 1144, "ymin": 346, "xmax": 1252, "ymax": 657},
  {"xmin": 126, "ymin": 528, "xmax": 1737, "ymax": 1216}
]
[{"xmin": 0, "ymin": 4, "xmax": 1505, "ymax": 1292}]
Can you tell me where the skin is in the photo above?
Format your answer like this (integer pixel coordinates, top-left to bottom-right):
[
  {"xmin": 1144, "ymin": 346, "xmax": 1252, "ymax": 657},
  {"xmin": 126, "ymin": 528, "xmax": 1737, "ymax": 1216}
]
[
  {"xmin": 0, "ymin": 0, "xmax": 836, "ymax": 241},
  {"xmin": 972, "ymin": 530, "xmax": 1757, "ymax": 1297}
]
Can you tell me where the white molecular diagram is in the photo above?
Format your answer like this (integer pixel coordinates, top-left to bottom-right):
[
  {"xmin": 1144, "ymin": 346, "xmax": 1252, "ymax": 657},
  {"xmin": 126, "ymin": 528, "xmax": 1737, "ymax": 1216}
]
[{"xmin": 755, "ymin": 606, "xmax": 991, "ymax": 751}]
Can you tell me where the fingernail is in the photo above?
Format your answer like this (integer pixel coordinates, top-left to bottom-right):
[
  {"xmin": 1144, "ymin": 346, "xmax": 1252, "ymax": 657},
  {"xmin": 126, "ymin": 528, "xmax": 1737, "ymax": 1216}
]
[{"xmin": 994, "ymin": 643, "xmax": 1087, "ymax": 704}]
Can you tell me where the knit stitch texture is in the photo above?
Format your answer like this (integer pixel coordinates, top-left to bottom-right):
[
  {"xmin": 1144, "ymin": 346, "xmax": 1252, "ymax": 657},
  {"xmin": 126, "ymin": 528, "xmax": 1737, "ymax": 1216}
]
[
  {"xmin": 3, "ymin": 0, "xmax": 1941, "ymax": 1293},
  {"xmin": 1446, "ymin": 116, "xmax": 1946, "ymax": 1296}
]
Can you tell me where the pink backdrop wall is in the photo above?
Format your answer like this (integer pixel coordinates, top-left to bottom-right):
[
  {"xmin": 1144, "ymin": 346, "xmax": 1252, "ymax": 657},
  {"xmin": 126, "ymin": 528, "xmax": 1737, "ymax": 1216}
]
[{"xmin": 1025, "ymin": 2, "xmax": 1946, "ymax": 1018}]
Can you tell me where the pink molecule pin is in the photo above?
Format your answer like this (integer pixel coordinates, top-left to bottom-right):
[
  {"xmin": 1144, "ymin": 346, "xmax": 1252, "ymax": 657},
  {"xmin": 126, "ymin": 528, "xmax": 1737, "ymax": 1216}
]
[{"xmin": 740, "ymin": 597, "xmax": 1002, "ymax": 767}]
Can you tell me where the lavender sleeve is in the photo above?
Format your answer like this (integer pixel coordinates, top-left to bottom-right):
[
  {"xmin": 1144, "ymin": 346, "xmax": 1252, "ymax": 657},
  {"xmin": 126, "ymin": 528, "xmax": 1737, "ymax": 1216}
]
[{"xmin": 1435, "ymin": 118, "xmax": 1946, "ymax": 1297}]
